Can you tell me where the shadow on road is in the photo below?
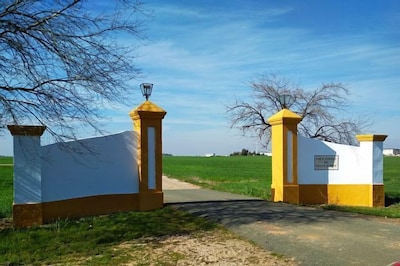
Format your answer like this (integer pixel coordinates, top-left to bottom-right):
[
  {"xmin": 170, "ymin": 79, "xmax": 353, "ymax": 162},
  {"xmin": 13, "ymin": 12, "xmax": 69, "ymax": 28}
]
[{"xmin": 167, "ymin": 199, "xmax": 359, "ymax": 227}]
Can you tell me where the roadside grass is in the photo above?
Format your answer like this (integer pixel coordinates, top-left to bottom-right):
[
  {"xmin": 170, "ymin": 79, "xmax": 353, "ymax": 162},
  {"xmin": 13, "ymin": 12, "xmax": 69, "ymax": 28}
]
[
  {"xmin": 163, "ymin": 156, "xmax": 400, "ymax": 218},
  {"xmin": 0, "ymin": 207, "xmax": 218, "ymax": 265}
]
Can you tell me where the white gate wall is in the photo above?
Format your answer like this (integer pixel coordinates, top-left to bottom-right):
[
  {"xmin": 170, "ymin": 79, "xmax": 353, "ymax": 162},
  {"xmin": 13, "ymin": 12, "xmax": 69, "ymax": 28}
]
[
  {"xmin": 41, "ymin": 131, "xmax": 139, "ymax": 202},
  {"xmin": 298, "ymin": 135, "xmax": 381, "ymax": 185}
]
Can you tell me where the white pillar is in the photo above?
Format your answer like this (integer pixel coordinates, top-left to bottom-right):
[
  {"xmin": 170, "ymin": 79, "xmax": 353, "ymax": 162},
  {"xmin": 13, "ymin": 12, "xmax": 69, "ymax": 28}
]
[{"xmin": 8, "ymin": 125, "xmax": 46, "ymax": 227}]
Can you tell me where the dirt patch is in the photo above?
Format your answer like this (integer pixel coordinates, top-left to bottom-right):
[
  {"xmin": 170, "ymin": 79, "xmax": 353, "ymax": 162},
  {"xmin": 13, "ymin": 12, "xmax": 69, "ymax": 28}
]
[
  {"xmin": 116, "ymin": 229, "xmax": 297, "ymax": 265},
  {"xmin": 163, "ymin": 175, "xmax": 201, "ymax": 190},
  {"xmin": 0, "ymin": 218, "xmax": 12, "ymax": 230}
]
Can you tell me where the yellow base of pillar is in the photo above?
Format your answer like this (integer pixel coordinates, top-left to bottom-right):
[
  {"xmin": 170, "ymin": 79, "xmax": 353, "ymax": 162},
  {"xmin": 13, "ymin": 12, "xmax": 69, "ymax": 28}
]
[
  {"xmin": 283, "ymin": 185, "xmax": 299, "ymax": 204},
  {"xmin": 138, "ymin": 191, "xmax": 164, "ymax": 211},
  {"xmin": 297, "ymin": 184, "xmax": 385, "ymax": 207},
  {"xmin": 13, "ymin": 203, "xmax": 43, "ymax": 228},
  {"xmin": 299, "ymin": 185, "xmax": 328, "ymax": 205},
  {"xmin": 271, "ymin": 185, "xmax": 299, "ymax": 204},
  {"xmin": 42, "ymin": 194, "xmax": 140, "ymax": 223},
  {"xmin": 372, "ymin": 185, "xmax": 385, "ymax": 207}
]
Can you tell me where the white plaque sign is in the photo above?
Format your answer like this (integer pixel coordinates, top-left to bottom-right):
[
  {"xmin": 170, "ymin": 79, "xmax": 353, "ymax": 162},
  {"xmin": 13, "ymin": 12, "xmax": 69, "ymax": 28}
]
[{"xmin": 314, "ymin": 155, "xmax": 339, "ymax": 170}]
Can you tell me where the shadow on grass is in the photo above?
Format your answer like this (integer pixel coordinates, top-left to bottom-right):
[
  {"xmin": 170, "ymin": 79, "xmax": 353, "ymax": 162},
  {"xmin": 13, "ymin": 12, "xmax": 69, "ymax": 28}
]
[
  {"xmin": 385, "ymin": 195, "xmax": 400, "ymax": 207},
  {"xmin": 0, "ymin": 207, "xmax": 217, "ymax": 265}
]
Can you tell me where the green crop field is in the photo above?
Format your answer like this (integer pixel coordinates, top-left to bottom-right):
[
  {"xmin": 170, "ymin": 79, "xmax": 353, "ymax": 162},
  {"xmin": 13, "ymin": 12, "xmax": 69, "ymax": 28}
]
[
  {"xmin": 383, "ymin": 156, "xmax": 400, "ymax": 203},
  {"xmin": 0, "ymin": 157, "xmax": 13, "ymax": 218},
  {"xmin": 163, "ymin": 155, "xmax": 272, "ymax": 199}
]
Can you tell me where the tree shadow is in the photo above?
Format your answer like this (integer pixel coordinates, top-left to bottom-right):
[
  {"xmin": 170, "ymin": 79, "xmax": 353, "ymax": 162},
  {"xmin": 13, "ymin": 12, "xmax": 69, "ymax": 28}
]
[{"xmin": 167, "ymin": 199, "xmax": 360, "ymax": 228}]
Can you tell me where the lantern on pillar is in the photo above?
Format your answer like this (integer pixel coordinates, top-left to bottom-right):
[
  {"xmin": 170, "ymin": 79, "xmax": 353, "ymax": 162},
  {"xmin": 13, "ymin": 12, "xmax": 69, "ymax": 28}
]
[{"xmin": 140, "ymin": 83, "xmax": 153, "ymax": 101}]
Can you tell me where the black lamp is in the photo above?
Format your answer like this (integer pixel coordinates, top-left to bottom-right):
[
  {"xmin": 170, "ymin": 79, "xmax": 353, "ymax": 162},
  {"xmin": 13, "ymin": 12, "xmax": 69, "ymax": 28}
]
[
  {"xmin": 140, "ymin": 83, "xmax": 153, "ymax": 100},
  {"xmin": 279, "ymin": 94, "xmax": 291, "ymax": 109}
]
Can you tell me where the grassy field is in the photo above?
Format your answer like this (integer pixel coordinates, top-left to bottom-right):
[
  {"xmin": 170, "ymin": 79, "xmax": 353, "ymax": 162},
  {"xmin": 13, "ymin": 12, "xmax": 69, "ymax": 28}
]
[
  {"xmin": 382, "ymin": 156, "xmax": 400, "ymax": 203},
  {"xmin": 163, "ymin": 155, "xmax": 272, "ymax": 199},
  {"xmin": 0, "ymin": 157, "xmax": 13, "ymax": 219}
]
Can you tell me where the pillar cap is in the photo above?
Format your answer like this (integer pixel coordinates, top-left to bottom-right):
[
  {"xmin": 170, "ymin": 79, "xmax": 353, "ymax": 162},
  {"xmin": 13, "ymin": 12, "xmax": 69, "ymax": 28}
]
[
  {"xmin": 268, "ymin": 109, "xmax": 302, "ymax": 126},
  {"xmin": 356, "ymin": 134, "xmax": 388, "ymax": 142},
  {"xmin": 7, "ymin": 125, "xmax": 46, "ymax": 136},
  {"xmin": 129, "ymin": 100, "xmax": 166, "ymax": 120}
]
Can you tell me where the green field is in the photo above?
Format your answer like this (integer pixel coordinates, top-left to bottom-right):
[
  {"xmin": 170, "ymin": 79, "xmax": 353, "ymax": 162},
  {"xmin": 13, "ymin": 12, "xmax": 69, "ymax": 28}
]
[
  {"xmin": 0, "ymin": 157, "xmax": 13, "ymax": 218},
  {"xmin": 163, "ymin": 155, "xmax": 272, "ymax": 199},
  {"xmin": 383, "ymin": 156, "xmax": 400, "ymax": 204}
]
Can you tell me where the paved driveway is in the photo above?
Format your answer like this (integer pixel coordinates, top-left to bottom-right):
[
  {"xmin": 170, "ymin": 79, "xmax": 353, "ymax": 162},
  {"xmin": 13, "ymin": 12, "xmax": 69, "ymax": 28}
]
[{"xmin": 163, "ymin": 177, "xmax": 400, "ymax": 266}]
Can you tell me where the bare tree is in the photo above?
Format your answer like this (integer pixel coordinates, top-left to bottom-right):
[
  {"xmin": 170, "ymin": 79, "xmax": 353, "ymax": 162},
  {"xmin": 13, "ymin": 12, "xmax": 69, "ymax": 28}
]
[
  {"xmin": 227, "ymin": 73, "xmax": 368, "ymax": 146},
  {"xmin": 0, "ymin": 0, "xmax": 147, "ymax": 141}
]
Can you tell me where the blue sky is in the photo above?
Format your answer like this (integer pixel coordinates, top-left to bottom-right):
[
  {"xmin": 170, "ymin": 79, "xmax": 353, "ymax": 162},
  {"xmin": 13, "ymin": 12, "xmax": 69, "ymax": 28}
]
[{"xmin": 1, "ymin": 0, "xmax": 399, "ymax": 156}]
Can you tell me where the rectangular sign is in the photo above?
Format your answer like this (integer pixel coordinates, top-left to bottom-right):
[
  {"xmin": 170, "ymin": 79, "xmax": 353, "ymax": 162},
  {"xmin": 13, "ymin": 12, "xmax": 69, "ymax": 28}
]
[{"xmin": 314, "ymin": 155, "xmax": 339, "ymax": 170}]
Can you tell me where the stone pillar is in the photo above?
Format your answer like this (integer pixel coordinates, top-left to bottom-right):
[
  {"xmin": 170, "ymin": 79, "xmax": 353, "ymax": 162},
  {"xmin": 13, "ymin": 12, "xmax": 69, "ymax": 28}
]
[
  {"xmin": 356, "ymin": 134, "xmax": 387, "ymax": 207},
  {"xmin": 268, "ymin": 109, "xmax": 302, "ymax": 203},
  {"xmin": 129, "ymin": 101, "xmax": 166, "ymax": 211},
  {"xmin": 7, "ymin": 125, "xmax": 46, "ymax": 227}
]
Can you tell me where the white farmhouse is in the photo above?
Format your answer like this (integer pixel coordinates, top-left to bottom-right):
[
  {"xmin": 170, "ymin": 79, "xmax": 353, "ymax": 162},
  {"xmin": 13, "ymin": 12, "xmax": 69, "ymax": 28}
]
[{"xmin": 383, "ymin": 148, "xmax": 400, "ymax": 156}]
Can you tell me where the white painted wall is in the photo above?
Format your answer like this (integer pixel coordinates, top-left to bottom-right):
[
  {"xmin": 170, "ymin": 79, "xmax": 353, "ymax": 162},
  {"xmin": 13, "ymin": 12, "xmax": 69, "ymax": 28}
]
[
  {"xmin": 298, "ymin": 135, "xmax": 383, "ymax": 185},
  {"xmin": 147, "ymin": 127, "xmax": 156, "ymax": 189},
  {"xmin": 372, "ymin": 141, "xmax": 384, "ymax": 184},
  {"xmin": 13, "ymin": 136, "xmax": 42, "ymax": 204},
  {"xmin": 287, "ymin": 130, "xmax": 293, "ymax": 183},
  {"xmin": 41, "ymin": 131, "xmax": 139, "ymax": 202}
]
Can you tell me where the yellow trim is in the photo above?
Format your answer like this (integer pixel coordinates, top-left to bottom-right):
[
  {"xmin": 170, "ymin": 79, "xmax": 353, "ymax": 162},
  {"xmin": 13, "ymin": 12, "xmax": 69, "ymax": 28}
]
[
  {"xmin": 14, "ymin": 190, "xmax": 167, "ymax": 227},
  {"xmin": 299, "ymin": 185, "xmax": 328, "ymax": 204},
  {"xmin": 356, "ymin": 134, "xmax": 387, "ymax": 142},
  {"xmin": 372, "ymin": 184, "xmax": 385, "ymax": 207},
  {"xmin": 129, "ymin": 100, "xmax": 166, "ymax": 120},
  {"xmin": 13, "ymin": 203, "xmax": 43, "ymax": 228},
  {"xmin": 7, "ymin": 125, "xmax": 46, "ymax": 136},
  {"xmin": 328, "ymin": 184, "xmax": 371, "ymax": 206},
  {"xmin": 268, "ymin": 109, "xmax": 302, "ymax": 126},
  {"xmin": 138, "ymin": 191, "xmax": 164, "ymax": 211},
  {"xmin": 283, "ymin": 185, "xmax": 299, "ymax": 204},
  {"xmin": 13, "ymin": 194, "xmax": 141, "ymax": 227},
  {"xmin": 42, "ymin": 194, "xmax": 140, "ymax": 223},
  {"xmin": 328, "ymin": 184, "xmax": 384, "ymax": 207},
  {"xmin": 299, "ymin": 184, "xmax": 384, "ymax": 207}
]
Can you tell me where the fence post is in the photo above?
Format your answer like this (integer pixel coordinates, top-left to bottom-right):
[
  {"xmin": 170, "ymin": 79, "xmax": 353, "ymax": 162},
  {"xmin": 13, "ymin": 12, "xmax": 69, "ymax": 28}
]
[
  {"xmin": 268, "ymin": 109, "xmax": 302, "ymax": 203},
  {"xmin": 7, "ymin": 125, "xmax": 46, "ymax": 227},
  {"xmin": 356, "ymin": 134, "xmax": 387, "ymax": 207},
  {"xmin": 129, "ymin": 101, "xmax": 166, "ymax": 211}
]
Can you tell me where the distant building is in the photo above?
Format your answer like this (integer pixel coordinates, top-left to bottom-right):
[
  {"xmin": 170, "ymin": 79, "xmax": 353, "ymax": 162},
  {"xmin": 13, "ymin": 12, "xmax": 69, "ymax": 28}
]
[
  {"xmin": 205, "ymin": 153, "xmax": 216, "ymax": 157},
  {"xmin": 383, "ymin": 148, "xmax": 400, "ymax": 156}
]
